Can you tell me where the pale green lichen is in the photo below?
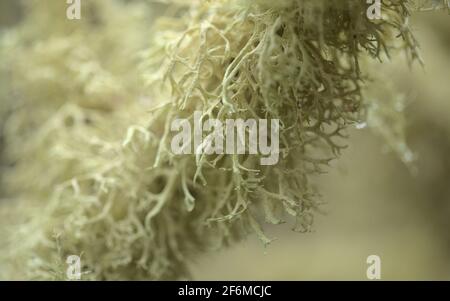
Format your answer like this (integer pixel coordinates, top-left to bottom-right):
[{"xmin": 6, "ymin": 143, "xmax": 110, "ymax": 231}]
[{"xmin": 0, "ymin": 0, "xmax": 419, "ymax": 280}]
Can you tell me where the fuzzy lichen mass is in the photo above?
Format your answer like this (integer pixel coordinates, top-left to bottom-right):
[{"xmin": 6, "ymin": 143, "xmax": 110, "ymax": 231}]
[{"xmin": 0, "ymin": 0, "xmax": 419, "ymax": 280}]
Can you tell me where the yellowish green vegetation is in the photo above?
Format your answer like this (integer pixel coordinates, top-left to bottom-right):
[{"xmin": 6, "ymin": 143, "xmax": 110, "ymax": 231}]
[{"xmin": 0, "ymin": 0, "xmax": 419, "ymax": 280}]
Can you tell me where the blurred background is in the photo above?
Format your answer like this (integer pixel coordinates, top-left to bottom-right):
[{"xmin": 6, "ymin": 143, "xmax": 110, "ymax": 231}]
[{"xmin": 1, "ymin": 1, "xmax": 450, "ymax": 280}]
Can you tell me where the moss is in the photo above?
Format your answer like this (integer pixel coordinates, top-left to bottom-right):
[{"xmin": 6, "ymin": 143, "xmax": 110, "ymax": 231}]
[{"xmin": 0, "ymin": 0, "xmax": 419, "ymax": 280}]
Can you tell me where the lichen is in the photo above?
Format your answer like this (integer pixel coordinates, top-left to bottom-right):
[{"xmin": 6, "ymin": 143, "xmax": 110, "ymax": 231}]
[{"xmin": 0, "ymin": 0, "xmax": 419, "ymax": 280}]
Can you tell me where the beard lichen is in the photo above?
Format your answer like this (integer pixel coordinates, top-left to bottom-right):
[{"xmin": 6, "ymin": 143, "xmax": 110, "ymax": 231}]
[{"xmin": 0, "ymin": 0, "xmax": 419, "ymax": 280}]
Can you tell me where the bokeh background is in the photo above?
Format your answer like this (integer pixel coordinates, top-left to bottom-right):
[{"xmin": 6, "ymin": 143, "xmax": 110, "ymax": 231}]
[{"xmin": 1, "ymin": 1, "xmax": 450, "ymax": 280}]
